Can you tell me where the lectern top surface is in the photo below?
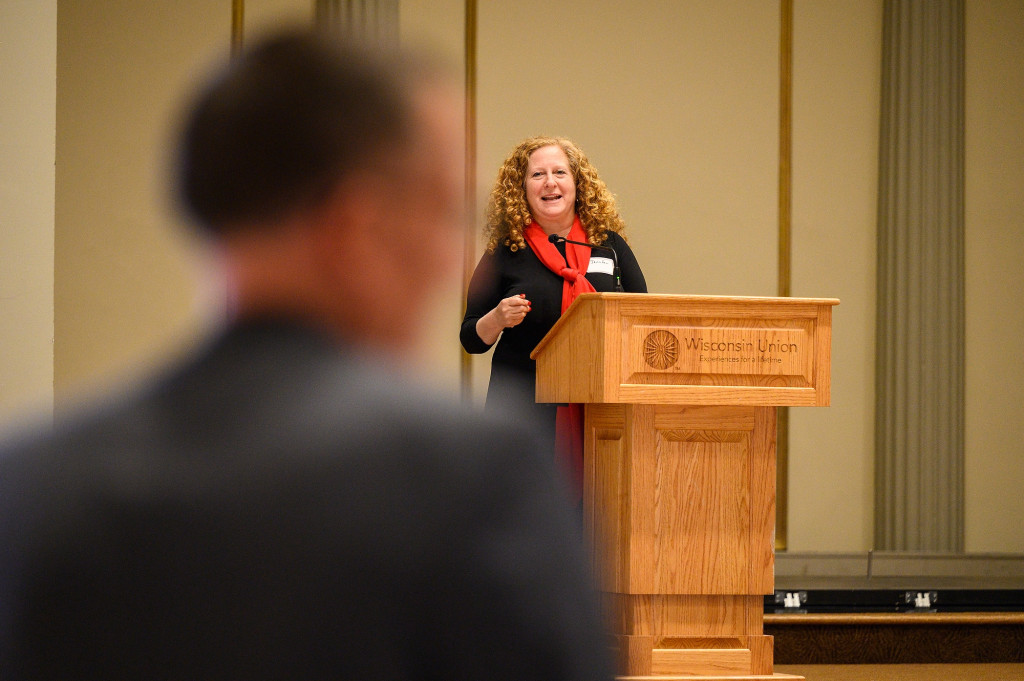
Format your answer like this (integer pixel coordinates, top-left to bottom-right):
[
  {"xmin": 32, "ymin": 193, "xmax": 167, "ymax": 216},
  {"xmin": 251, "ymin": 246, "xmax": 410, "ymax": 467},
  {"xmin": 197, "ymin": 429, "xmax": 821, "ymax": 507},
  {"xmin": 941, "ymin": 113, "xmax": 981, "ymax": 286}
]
[{"xmin": 572, "ymin": 292, "xmax": 840, "ymax": 306}]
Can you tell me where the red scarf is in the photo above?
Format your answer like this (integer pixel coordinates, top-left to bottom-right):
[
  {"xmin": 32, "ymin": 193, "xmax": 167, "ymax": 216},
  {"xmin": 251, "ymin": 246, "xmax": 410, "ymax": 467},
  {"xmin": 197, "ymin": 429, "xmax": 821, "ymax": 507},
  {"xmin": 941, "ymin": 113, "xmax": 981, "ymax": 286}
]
[{"xmin": 524, "ymin": 216, "xmax": 594, "ymax": 504}]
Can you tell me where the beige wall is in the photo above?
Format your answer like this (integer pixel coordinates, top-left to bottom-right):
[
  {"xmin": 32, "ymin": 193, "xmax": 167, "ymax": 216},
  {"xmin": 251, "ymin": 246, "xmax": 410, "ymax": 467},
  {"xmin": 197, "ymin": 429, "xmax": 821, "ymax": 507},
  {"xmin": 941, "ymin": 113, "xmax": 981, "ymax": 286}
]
[
  {"xmin": 470, "ymin": 0, "xmax": 781, "ymax": 400},
  {"xmin": 0, "ymin": 1, "xmax": 57, "ymax": 425},
  {"xmin": 399, "ymin": 0, "xmax": 471, "ymax": 392},
  {"xmin": 4, "ymin": 0, "xmax": 1022, "ymax": 553},
  {"xmin": 54, "ymin": 0, "xmax": 229, "ymax": 396},
  {"xmin": 788, "ymin": 0, "xmax": 881, "ymax": 551},
  {"xmin": 244, "ymin": 0, "xmax": 316, "ymax": 39},
  {"xmin": 964, "ymin": 0, "xmax": 1024, "ymax": 553}
]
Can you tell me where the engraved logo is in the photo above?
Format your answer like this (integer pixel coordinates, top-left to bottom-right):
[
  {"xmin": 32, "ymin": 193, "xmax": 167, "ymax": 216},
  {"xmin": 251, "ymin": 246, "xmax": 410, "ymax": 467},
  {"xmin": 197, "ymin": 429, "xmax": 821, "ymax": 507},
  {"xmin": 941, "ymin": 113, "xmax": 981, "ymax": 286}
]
[{"xmin": 643, "ymin": 330, "xmax": 679, "ymax": 370}]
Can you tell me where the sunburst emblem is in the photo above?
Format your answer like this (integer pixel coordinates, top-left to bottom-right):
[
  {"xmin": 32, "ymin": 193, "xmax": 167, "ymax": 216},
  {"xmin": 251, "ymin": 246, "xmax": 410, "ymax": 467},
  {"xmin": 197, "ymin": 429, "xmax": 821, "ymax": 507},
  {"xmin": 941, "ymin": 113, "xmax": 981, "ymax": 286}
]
[{"xmin": 643, "ymin": 330, "xmax": 679, "ymax": 370}]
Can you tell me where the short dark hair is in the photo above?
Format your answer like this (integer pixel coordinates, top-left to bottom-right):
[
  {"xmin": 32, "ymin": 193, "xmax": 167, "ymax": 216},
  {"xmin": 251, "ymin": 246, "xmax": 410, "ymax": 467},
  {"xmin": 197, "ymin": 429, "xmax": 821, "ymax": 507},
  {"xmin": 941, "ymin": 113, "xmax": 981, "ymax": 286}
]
[{"xmin": 176, "ymin": 29, "xmax": 410, "ymax": 232}]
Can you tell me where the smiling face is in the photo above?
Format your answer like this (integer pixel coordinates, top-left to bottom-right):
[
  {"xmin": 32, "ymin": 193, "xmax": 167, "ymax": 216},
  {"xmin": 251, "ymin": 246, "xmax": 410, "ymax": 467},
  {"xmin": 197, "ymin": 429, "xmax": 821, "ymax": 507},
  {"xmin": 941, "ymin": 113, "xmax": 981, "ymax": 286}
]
[{"xmin": 524, "ymin": 144, "xmax": 576, "ymax": 234}]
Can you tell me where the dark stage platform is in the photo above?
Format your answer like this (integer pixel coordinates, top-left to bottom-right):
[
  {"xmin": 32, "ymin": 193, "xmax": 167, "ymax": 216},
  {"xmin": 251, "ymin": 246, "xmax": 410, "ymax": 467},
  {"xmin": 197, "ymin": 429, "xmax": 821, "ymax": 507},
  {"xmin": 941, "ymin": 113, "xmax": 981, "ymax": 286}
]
[{"xmin": 766, "ymin": 552, "xmax": 1024, "ymax": 664}]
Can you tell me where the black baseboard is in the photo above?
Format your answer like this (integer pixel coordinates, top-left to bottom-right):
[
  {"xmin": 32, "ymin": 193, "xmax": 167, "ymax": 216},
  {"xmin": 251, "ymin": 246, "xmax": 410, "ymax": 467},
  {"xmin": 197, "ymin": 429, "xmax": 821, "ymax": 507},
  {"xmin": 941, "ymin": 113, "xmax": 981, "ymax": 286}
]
[{"xmin": 766, "ymin": 588, "xmax": 1024, "ymax": 614}]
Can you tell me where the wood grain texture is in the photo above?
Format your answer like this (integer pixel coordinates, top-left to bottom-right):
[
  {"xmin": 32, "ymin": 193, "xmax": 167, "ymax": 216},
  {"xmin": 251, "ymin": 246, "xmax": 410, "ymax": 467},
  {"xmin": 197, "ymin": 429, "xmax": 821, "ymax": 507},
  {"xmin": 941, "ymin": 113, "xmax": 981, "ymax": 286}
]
[
  {"xmin": 651, "ymin": 647, "xmax": 751, "ymax": 675},
  {"xmin": 606, "ymin": 594, "xmax": 765, "ymax": 638},
  {"xmin": 615, "ymin": 633, "xmax": 791, "ymax": 679}
]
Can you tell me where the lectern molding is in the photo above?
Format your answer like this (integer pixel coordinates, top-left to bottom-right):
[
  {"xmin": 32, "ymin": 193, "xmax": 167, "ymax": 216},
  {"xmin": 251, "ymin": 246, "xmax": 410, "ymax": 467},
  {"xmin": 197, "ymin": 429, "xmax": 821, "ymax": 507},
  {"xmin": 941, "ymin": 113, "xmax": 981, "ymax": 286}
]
[{"xmin": 532, "ymin": 293, "xmax": 837, "ymax": 407}]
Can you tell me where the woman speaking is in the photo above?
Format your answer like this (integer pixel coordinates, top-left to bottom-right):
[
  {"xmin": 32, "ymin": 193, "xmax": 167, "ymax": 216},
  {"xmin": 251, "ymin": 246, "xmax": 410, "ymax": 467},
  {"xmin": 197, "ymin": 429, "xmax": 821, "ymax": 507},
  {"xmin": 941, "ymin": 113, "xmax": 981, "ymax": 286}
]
[{"xmin": 461, "ymin": 137, "xmax": 647, "ymax": 500}]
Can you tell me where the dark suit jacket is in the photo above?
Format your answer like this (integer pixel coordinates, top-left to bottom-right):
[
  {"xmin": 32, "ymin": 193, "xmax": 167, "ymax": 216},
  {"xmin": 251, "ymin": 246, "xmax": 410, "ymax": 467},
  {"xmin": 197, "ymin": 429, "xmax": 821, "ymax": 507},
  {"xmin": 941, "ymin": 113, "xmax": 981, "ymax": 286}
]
[{"xmin": 0, "ymin": 319, "xmax": 611, "ymax": 680}]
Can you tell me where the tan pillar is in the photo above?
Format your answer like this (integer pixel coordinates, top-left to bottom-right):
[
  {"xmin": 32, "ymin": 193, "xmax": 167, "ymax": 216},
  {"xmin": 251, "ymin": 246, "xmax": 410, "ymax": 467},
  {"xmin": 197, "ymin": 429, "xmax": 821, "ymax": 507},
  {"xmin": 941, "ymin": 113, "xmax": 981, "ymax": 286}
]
[{"xmin": 875, "ymin": 0, "xmax": 965, "ymax": 552}]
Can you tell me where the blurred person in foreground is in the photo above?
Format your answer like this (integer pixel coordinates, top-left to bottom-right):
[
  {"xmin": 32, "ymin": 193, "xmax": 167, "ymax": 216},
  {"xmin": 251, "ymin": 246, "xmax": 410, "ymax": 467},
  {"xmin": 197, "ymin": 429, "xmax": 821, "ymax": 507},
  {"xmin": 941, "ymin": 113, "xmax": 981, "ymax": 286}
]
[{"xmin": 0, "ymin": 29, "xmax": 611, "ymax": 681}]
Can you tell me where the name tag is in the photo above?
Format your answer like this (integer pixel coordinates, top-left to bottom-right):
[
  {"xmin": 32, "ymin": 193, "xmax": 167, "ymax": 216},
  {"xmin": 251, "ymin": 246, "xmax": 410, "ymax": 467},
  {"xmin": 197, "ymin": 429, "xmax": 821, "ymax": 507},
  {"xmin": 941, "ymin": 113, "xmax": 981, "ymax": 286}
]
[{"xmin": 588, "ymin": 256, "xmax": 614, "ymax": 276}]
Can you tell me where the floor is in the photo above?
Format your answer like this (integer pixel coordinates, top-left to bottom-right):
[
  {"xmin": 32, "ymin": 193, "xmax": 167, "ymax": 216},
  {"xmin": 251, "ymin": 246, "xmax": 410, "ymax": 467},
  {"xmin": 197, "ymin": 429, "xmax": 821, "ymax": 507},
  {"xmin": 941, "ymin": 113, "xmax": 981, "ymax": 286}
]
[{"xmin": 776, "ymin": 663, "xmax": 1024, "ymax": 680}]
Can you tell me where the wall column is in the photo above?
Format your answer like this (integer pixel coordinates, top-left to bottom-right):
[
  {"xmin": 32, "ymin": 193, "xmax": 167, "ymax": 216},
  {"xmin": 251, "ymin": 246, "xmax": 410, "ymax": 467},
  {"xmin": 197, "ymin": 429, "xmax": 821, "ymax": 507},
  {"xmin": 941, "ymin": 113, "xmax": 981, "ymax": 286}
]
[
  {"xmin": 315, "ymin": 0, "xmax": 398, "ymax": 45},
  {"xmin": 875, "ymin": 0, "xmax": 965, "ymax": 552}
]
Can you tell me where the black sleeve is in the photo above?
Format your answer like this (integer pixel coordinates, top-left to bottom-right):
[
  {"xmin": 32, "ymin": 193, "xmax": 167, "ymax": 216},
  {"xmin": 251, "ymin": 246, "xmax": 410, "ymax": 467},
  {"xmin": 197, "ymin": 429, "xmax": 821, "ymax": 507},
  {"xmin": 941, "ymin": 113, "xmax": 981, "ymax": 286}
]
[
  {"xmin": 608, "ymin": 232, "xmax": 648, "ymax": 293},
  {"xmin": 460, "ymin": 250, "xmax": 502, "ymax": 354}
]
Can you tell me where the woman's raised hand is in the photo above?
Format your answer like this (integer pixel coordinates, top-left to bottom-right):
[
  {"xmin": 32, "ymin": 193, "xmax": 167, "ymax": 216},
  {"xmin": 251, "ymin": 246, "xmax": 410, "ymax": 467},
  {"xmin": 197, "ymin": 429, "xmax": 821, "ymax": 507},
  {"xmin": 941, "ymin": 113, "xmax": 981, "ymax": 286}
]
[
  {"xmin": 494, "ymin": 293, "xmax": 531, "ymax": 328},
  {"xmin": 475, "ymin": 293, "xmax": 531, "ymax": 345}
]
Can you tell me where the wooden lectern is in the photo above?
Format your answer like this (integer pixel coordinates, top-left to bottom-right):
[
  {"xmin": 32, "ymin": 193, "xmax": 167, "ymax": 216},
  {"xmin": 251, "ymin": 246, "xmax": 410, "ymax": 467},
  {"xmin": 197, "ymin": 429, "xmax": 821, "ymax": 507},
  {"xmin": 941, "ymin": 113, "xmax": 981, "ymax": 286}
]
[{"xmin": 531, "ymin": 293, "xmax": 837, "ymax": 680}]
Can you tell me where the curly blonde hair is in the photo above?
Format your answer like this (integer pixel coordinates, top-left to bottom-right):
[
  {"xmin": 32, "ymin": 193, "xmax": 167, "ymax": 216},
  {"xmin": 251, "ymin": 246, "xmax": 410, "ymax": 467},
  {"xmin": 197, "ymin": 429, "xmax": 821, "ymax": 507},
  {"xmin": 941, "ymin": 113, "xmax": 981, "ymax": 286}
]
[{"xmin": 483, "ymin": 137, "xmax": 627, "ymax": 253}]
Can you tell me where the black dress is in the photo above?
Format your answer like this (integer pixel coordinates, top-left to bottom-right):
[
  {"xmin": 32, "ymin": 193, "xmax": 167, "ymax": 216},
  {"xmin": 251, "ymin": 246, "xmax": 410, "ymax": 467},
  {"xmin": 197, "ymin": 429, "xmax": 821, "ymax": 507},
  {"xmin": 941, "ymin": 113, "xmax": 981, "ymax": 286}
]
[{"xmin": 460, "ymin": 231, "xmax": 647, "ymax": 432}]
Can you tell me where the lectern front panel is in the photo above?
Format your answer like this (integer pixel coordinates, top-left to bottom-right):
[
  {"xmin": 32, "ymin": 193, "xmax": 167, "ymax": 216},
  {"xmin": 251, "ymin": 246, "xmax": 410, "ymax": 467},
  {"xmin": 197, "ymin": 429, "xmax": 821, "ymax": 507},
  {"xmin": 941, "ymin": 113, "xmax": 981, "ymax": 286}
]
[{"xmin": 587, "ymin": 404, "xmax": 774, "ymax": 597}]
